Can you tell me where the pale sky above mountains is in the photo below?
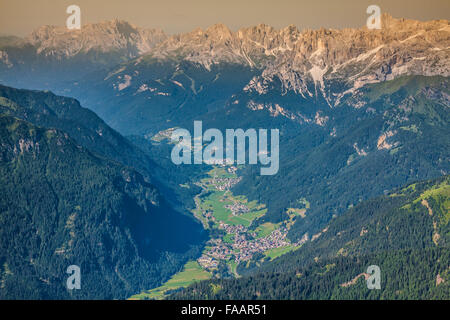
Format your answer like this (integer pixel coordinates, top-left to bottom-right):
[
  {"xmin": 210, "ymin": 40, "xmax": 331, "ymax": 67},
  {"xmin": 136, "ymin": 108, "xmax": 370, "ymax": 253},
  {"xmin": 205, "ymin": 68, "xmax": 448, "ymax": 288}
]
[{"xmin": 1, "ymin": 0, "xmax": 449, "ymax": 36}]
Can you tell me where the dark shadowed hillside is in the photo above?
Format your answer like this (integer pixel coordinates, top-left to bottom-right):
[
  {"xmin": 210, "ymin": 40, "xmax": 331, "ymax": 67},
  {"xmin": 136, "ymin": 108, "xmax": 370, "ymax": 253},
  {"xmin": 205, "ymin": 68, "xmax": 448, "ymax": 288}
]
[{"xmin": 0, "ymin": 98, "xmax": 206, "ymax": 299}]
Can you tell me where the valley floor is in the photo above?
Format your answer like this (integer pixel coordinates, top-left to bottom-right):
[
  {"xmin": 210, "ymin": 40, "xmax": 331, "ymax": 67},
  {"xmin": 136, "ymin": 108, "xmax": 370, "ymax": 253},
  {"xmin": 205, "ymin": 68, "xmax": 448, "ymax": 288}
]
[{"xmin": 130, "ymin": 166, "xmax": 306, "ymax": 300}]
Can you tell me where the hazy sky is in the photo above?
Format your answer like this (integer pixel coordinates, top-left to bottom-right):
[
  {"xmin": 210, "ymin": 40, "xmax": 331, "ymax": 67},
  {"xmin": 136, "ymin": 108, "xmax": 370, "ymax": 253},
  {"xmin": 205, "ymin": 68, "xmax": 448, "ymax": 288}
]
[{"xmin": 1, "ymin": 0, "xmax": 449, "ymax": 36}]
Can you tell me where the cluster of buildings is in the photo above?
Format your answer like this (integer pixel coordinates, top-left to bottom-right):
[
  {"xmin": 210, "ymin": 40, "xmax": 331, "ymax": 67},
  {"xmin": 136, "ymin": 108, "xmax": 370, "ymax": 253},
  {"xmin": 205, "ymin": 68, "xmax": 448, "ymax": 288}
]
[
  {"xmin": 204, "ymin": 210, "xmax": 216, "ymax": 222},
  {"xmin": 198, "ymin": 220, "xmax": 297, "ymax": 270},
  {"xmin": 225, "ymin": 202, "xmax": 250, "ymax": 215},
  {"xmin": 196, "ymin": 166, "xmax": 306, "ymax": 273},
  {"xmin": 197, "ymin": 255, "xmax": 219, "ymax": 269},
  {"xmin": 219, "ymin": 223, "xmax": 246, "ymax": 234},
  {"xmin": 211, "ymin": 176, "xmax": 242, "ymax": 191},
  {"xmin": 227, "ymin": 166, "xmax": 238, "ymax": 174},
  {"xmin": 231, "ymin": 228, "xmax": 290, "ymax": 262}
]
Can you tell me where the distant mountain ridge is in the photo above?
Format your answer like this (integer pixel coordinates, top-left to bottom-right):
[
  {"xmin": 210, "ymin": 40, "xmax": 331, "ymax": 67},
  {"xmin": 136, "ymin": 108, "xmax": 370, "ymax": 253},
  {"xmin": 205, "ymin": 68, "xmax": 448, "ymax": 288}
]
[
  {"xmin": 37, "ymin": 14, "xmax": 446, "ymax": 134},
  {"xmin": 1, "ymin": 14, "xmax": 448, "ymax": 96},
  {"xmin": 0, "ymin": 20, "xmax": 167, "ymax": 88},
  {"xmin": 0, "ymin": 16, "xmax": 449, "ymax": 300},
  {"xmin": 143, "ymin": 14, "xmax": 449, "ymax": 104},
  {"xmin": 26, "ymin": 20, "xmax": 167, "ymax": 58}
]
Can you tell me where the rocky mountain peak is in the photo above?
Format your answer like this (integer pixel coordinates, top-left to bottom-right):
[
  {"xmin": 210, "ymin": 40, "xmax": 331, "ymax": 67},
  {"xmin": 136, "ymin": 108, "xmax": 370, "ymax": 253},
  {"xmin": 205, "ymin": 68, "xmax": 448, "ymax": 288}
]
[
  {"xmin": 25, "ymin": 20, "xmax": 167, "ymax": 57},
  {"xmin": 1, "ymin": 16, "xmax": 449, "ymax": 106},
  {"xmin": 205, "ymin": 23, "xmax": 233, "ymax": 39}
]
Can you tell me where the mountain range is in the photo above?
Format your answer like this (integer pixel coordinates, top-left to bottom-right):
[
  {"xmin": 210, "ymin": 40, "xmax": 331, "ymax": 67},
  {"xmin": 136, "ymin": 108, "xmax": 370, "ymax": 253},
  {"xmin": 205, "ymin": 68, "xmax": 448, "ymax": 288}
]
[
  {"xmin": 0, "ymin": 20, "xmax": 166, "ymax": 89},
  {"xmin": 0, "ymin": 13, "xmax": 449, "ymax": 299},
  {"xmin": 0, "ymin": 85, "xmax": 205, "ymax": 299}
]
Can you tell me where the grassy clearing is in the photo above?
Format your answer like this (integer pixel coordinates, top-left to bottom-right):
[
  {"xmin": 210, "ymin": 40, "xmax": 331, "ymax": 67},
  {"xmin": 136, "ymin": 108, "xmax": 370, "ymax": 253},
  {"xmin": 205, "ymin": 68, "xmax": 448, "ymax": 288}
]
[
  {"xmin": 199, "ymin": 190, "xmax": 265, "ymax": 227},
  {"xmin": 254, "ymin": 222, "xmax": 278, "ymax": 238},
  {"xmin": 413, "ymin": 180, "xmax": 449, "ymax": 204},
  {"xmin": 210, "ymin": 283, "xmax": 222, "ymax": 295},
  {"xmin": 295, "ymin": 198, "xmax": 310, "ymax": 209},
  {"xmin": 317, "ymin": 263, "xmax": 336, "ymax": 275},
  {"xmin": 414, "ymin": 180, "xmax": 450, "ymax": 226},
  {"xmin": 208, "ymin": 167, "xmax": 235, "ymax": 179},
  {"xmin": 399, "ymin": 124, "xmax": 419, "ymax": 133},
  {"xmin": 401, "ymin": 180, "xmax": 450, "ymax": 225},
  {"xmin": 287, "ymin": 208, "xmax": 306, "ymax": 218},
  {"xmin": 129, "ymin": 261, "xmax": 211, "ymax": 300},
  {"xmin": 264, "ymin": 245, "xmax": 301, "ymax": 260},
  {"xmin": 285, "ymin": 208, "xmax": 306, "ymax": 229},
  {"xmin": 228, "ymin": 260, "xmax": 239, "ymax": 277}
]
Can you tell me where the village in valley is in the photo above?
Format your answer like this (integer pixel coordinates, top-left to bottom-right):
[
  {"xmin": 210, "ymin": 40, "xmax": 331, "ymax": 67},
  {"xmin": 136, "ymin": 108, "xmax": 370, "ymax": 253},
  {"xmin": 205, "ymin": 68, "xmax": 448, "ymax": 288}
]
[
  {"xmin": 131, "ymin": 148, "xmax": 308, "ymax": 299},
  {"xmin": 193, "ymin": 165, "xmax": 306, "ymax": 274}
]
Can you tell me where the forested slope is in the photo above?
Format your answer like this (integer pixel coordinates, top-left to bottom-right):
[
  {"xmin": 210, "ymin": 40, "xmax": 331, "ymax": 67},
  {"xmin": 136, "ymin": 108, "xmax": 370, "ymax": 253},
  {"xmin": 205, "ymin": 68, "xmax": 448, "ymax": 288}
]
[{"xmin": 169, "ymin": 176, "xmax": 450, "ymax": 299}]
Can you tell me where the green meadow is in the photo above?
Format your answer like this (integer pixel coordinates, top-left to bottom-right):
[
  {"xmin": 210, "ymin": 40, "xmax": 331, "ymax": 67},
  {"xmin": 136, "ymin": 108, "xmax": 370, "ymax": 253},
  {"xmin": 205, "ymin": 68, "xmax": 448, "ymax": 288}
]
[{"xmin": 129, "ymin": 261, "xmax": 211, "ymax": 300}]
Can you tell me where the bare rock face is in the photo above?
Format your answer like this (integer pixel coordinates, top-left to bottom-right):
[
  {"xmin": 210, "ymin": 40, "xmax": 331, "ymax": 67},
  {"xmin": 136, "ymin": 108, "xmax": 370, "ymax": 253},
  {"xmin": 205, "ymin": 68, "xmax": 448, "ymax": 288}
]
[
  {"xmin": 0, "ymin": 20, "xmax": 168, "ymax": 87},
  {"xmin": 25, "ymin": 19, "xmax": 167, "ymax": 58},
  {"xmin": 140, "ymin": 14, "xmax": 449, "ymax": 104},
  {"xmin": 0, "ymin": 14, "xmax": 448, "ymax": 102}
]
